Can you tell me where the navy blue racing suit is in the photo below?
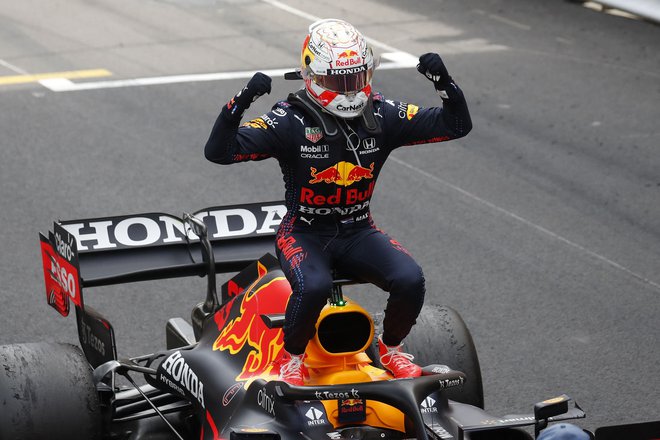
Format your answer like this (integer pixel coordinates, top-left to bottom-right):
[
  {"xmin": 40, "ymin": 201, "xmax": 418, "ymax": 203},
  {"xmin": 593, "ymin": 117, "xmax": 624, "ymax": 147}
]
[{"xmin": 205, "ymin": 84, "xmax": 471, "ymax": 355}]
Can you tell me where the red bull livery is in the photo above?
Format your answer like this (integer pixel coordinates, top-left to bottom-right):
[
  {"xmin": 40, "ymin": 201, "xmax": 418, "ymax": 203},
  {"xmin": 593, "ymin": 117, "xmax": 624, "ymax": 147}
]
[{"xmin": 0, "ymin": 200, "xmax": 608, "ymax": 440}]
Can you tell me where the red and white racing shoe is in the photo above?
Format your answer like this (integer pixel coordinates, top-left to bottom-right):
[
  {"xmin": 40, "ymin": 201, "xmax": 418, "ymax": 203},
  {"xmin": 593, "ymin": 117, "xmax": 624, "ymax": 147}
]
[
  {"xmin": 378, "ymin": 335, "xmax": 422, "ymax": 379},
  {"xmin": 275, "ymin": 350, "xmax": 307, "ymax": 386}
]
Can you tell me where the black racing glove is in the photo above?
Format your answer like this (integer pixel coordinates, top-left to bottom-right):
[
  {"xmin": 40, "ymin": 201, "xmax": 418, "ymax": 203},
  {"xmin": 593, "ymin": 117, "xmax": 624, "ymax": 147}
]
[
  {"xmin": 223, "ymin": 72, "xmax": 272, "ymax": 120},
  {"xmin": 417, "ymin": 53, "xmax": 454, "ymax": 99}
]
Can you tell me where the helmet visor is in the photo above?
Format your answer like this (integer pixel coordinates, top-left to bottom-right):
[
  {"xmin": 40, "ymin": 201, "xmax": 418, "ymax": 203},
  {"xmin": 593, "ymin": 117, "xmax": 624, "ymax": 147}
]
[{"xmin": 312, "ymin": 65, "xmax": 373, "ymax": 94}]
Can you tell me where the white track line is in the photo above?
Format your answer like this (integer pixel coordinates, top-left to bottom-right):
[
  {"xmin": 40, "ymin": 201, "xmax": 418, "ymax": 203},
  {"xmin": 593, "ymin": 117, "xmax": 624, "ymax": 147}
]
[
  {"xmin": 488, "ymin": 14, "xmax": 531, "ymax": 31},
  {"xmin": 262, "ymin": 0, "xmax": 416, "ymax": 55},
  {"xmin": 39, "ymin": 68, "xmax": 293, "ymax": 91},
  {"xmin": 38, "ymin": 57, "xmax": 417, "ymax": 92},
  {"xmin": 39, "ymin": 0, "xmax": 420, "ymax": 92},
  {"xmin": 0, "ymin": 58, "xmax": 29, "ymax": 75},
  {"xmin": 260, "ymin": 0, "xmax": 320, "ymax": 22},
  {"xmin": 389, "ymin": 156, "xmax": 660, "ymax": 292}
]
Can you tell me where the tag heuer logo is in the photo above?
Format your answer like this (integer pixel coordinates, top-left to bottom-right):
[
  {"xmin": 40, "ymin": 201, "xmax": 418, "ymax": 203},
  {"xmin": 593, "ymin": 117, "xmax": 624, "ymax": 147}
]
[{"xmin": 305, "ymin": 127, "xmax": 323, "ymax": 143}]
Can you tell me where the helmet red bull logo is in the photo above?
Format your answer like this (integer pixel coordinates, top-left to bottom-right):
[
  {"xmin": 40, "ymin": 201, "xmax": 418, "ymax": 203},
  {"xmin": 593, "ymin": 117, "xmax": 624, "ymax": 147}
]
[
  {"xmin": 309, "ymin": 162, "xmax": 374, "ymax": 186},
  {"xmin": 335, "ymin": 50, "xmax": 361, "ymax": 67},
  {"xmin": 337, "ymin": 50, "xmax": 359, "ymax": 59}
]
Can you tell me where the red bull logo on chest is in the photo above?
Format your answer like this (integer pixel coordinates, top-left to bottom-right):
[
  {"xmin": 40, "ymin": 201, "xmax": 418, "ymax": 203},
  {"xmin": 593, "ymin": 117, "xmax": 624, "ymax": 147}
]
[{"xmin": 309, "ymin": 161, "xmax": 374, "ymax": 186}]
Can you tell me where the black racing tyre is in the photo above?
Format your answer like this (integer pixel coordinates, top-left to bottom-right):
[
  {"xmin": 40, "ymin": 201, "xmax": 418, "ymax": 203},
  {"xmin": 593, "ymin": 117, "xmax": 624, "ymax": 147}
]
[
  {"xmin": 367, "ymin": 305, "xmax": 485, "ymax": 409},
  {"xmin": 408, "ymin": 305, "xmax": 484, "ymax": 408},
  {"xmin": 405, "ymin": 305, "xmax": 484, "ymax": 408},
  {"xmin": 0, "ymin": 342, "xmax": 102, "ymax": 440}
]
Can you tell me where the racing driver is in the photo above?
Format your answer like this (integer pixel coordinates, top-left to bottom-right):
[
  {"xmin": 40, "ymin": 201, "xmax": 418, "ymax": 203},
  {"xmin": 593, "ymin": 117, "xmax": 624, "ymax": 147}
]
[{"xmin": 204, "ymin": 19, "xmax": 472, "ymax": 386}]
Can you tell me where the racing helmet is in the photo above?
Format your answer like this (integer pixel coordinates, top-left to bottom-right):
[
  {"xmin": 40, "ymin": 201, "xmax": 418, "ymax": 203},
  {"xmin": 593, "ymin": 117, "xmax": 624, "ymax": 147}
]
[{"xmin": 301, "ymin": 19, "xmax": 375, "ymax": 119}]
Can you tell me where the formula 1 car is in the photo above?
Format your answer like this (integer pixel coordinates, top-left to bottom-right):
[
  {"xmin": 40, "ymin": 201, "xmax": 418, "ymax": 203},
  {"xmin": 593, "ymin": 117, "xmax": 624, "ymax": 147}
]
[{"xmin": 0, "ymin": 201, "xmax": 594, "ymax": 440}]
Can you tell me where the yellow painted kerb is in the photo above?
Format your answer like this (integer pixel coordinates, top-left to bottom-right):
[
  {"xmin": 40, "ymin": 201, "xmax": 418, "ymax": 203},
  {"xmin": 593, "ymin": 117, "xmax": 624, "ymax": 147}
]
[{"xmin": 0, "ymin": 69, "xmax": 112, "ymax": 86}]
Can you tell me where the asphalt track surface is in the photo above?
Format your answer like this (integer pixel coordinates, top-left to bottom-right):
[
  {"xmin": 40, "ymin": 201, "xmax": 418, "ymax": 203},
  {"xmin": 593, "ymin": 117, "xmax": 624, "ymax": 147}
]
[{"xmin": 1, "ymin": 0, "xmax": 658, "ymax": 434}]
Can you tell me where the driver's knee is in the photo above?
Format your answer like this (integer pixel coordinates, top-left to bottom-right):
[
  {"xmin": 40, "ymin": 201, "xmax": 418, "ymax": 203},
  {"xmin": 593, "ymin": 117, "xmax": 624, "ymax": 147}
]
[{"xmin": 389, "ymin": 263, "xmax": 425, "ymax": 302}]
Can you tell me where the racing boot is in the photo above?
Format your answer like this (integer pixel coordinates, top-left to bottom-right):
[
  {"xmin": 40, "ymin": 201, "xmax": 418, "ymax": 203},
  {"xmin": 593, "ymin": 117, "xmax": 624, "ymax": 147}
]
[
  {"xmin": 275, "ymin": 350, "xmax": 307, "ymax": 386},
  {"xmin": 378, "ymin": 335, "xmax": 422, "ymax": 379}
]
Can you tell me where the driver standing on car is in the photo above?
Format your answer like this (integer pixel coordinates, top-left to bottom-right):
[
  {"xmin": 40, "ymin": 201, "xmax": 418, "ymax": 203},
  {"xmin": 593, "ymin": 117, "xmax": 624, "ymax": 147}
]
[{"xmin": 204, "ymin": 19, "xmax": 472, "ymax": 386}]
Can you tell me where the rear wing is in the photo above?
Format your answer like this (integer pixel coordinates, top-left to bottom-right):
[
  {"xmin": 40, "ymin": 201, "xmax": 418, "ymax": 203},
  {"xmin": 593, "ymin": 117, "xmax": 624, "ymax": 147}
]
[
  {"xmin": 38, "ymin": 201, "xmax": 286, "ymax": 367},
  {"xmin": 43, "ymin": 201, "xmax": 285, "ymax": 289}
]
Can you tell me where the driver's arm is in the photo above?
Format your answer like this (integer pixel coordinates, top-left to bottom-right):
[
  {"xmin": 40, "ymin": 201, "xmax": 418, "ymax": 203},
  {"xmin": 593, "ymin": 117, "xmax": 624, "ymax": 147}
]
[
  {"xmin": 204, "ymin": 73, "xmax": 285, "ymax": 164},
  {"xmin": 384, "ymin": 53, "xmax": 472, "ymax": 147}
]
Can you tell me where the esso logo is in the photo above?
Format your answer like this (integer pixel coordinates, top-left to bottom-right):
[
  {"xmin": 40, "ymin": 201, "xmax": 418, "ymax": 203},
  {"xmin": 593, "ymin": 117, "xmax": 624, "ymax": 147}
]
[{"xmin": 50, "ymin": 258, "xmax": 77, "ymax": 299}]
